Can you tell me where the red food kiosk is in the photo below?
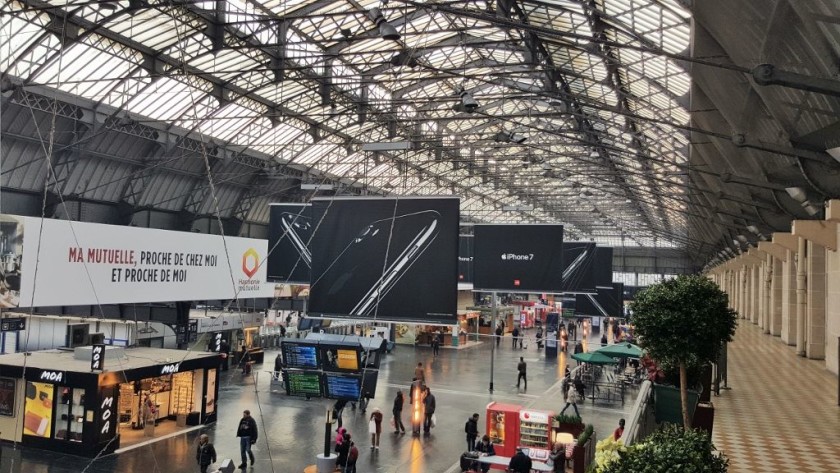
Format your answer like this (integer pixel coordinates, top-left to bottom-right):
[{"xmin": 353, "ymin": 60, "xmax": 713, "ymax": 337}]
[{"xmin": 486, "ymin": 402, "xmax": 554, "ymax": 458}]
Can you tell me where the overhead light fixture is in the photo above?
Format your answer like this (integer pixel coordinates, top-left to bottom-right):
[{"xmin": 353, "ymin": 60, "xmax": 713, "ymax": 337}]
[
  {"xmin": 494, "ymin": 131, "xmax": 526, "ymax": 144},
  {"xmin": 458, "ymin": 88, "xmax": 478, "ymax": 113},
  {"xmin": 301, "ymin": 183, "xmax": 334, "ymax": 191},
  {"xmin": 785, "ymin": 186, "xmax": 808, "ymax": 203},
  {"xmin": 803, "ymin": 202, "xmax": 821, "ymax": 216},
  {"xmin": 367, "ymin": 8, "xmax": 400, "ymax": 41}
]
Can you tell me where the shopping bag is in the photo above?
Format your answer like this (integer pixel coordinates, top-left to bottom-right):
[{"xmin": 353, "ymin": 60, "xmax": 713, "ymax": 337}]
[
  {"xmin": 369, "ymin": 420, "xmax": 377, "ymax": 433},
  {"xmin": 431, "ymin": 413, "xmax": 437, "ymax": 428},
  {"xmin": 390, "ymin": 417, "xmax": 396, "ymax": 428}
]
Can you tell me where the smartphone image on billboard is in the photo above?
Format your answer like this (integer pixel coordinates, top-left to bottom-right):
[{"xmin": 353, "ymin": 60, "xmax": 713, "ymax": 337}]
[
  {"xmin": 314, "ymin": 210, "xmax": 440, "ymax": 317},
  {"xmin": 279, "ymin": 212, "xmax": 312, "ymax": 268}
]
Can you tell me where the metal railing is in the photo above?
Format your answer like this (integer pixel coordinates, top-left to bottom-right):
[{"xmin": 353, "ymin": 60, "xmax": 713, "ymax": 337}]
[{"xmin": 620, "ymin": 380, "xmax": 656, "ymax": 446}]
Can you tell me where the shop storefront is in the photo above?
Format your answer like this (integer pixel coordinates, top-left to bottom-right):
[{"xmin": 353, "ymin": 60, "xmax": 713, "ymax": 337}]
[{"xmin": 0, "ymin": 346, "xmax": 220, "ymax": 456}]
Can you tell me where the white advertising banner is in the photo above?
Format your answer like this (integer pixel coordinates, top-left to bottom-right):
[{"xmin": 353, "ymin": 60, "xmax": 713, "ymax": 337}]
[{"xmin": 0, "ymin": 215, "xmax": 274, "ymax": 308}]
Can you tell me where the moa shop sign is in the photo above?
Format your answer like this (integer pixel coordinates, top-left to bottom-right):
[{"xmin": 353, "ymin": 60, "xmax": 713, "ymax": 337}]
[{"xmin": 8, "ymin": 215, "xmax": 275, "ymax": 307}]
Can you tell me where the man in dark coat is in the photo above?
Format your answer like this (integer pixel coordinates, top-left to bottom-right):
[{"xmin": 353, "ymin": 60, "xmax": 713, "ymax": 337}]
[
  {"xmin": 236, "ymin": 410, "xmax": 258, "ymax": 469},
  {"xmin": 508, "ymin": 447, "xmax": 533, "ymax": 473},
  {"xmin": 465, "ymin": 413, "xmax": 479, "ymax": 451}
]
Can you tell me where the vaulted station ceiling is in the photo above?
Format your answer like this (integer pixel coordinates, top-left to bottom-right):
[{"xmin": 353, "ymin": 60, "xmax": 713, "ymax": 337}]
[{"xmin": 2, "ymin": 0, "xmax": 839, "ymax": 266}]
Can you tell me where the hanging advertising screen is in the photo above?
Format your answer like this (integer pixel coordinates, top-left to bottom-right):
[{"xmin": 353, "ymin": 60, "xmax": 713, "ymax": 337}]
[
  {"xmin": 473, "ymin": 224, "xmax": 564, "ymax": 293},
  {"xmin": 561, "ymin": 243, "xmax": 596, "ymax": 293},
  {"xmin": 593, "ymin": 247, "xmax": 614, "ymax": 288},
  {"xmin": 284, "ymin": 371, "xmax": 322, "ymax": 397},
  {"xmin": 320, "ymin": 346, "xmax": 361, "ymax": 372},
  {"xmin": 323, "ymin": 373, "xmax": 361, "ymax": 400},
  {"xmin": 3, "ymin": 214, "xmax": 274, "ymax": 308},
  {"xmin": 308, "ymin": 197, "xmax": 459, "ymax": 323},
  {"xmin": 267, "ymin": 204, "xmax": 312, "ymax": 284},
  {"xmin": 281, "ymin": 342, "xmax": 320, "ymax": 370},
  {"xmin": 575, "ymin": 283, "xmax": 623, "ymax": 318},
  {"xmin": 458, "ymin": 234, "xmax": 474, "ymax": 289}
]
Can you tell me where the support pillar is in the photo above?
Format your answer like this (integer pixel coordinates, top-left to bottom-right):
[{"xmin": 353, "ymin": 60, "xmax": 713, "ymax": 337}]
[
  {"xmin": 806, "ymin": 241, "xmax": 826, "ymax": 360},
  {"xmin": 770, "ymin": 255, "xmax": 782, "ymax": 336},
  {"xmin": 763, "ymin": 254, "xmax": 772, "ymax": 334},
  {"xmin": 796, "ymin": 237, "xmax": 807, "ymax": 357},
  {"xmin": 781, "ymin": 249, "xmax": 797, "ymax": 346}
]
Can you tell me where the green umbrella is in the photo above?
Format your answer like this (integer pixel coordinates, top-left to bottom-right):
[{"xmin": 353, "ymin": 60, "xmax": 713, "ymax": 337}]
[
  {"xmin": 571, "ymin": 351, "xmax": 618, "ymax": 365},
  {"xmin": 595, "ymin": 342, "xmax": 644, "ymax": 359}
]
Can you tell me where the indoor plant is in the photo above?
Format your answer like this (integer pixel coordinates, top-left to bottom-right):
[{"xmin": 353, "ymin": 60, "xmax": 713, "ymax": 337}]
[
  {"xmin": 597, "ymin": 425, "xmax": 728, "ymax": 473},
  {"xmin": 554, "ymin": 413, "xmax": 585, "ymax": 437},
  {"xmin": 630, "ymin": 275, "xmax": 736, "ymax": 429}
]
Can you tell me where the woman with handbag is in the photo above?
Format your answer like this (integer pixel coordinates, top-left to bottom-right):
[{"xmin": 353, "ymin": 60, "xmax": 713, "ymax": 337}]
[{"xmin": 559, "ymin": 380, "xmax": 581, "ymax": 416}]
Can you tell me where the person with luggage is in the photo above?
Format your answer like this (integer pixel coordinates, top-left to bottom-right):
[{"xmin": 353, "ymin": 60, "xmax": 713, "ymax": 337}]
[
  {"xmin": 196, "ymin": 434, "xmax": 217, "ymax": 473},
  {"xmin": 369, "ymin": 408, "xmax": 383, "ymax": 450},
  {"xmin": 464, "ymin": 413, "xmax": 479, "ymax": 451}
]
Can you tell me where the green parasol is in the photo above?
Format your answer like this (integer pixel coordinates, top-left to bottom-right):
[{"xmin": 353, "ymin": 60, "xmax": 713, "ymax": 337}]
[
  {"xmin": 595, "ymin": 342, "xmax": 644, "ymax": 359},
  {"xmin": 571, "ymin": 351, "xmax": 618, "ymax": 365}
]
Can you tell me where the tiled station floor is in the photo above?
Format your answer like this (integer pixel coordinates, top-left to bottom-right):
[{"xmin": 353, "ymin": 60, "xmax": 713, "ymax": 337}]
[
  {"xmin": 712, "ymin": 322, "xmax": 840, "ymax": 472},
  {"xmin": 0, "ymin": 329, "xmax": 632, "ymax": 473}
]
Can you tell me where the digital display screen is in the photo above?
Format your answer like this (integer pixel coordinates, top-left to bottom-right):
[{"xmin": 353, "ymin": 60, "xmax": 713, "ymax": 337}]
[
  {"xmin": 285, "ymin": 371, "xmax": 322, "ymax": 397},
  {"xmin": 281, "ymin": 342, "xmax": 320, "ymax": 369},
  {"xmin": 321, "ymin": 347, "xmax": 360, "ymax": 372},
  {"xmin": 473, "ymin": 224, "xmax": 564, "ymax": 292},
  {"xmin": 323, "ymin": 373, "xmax": 361, "ymax": 400}
]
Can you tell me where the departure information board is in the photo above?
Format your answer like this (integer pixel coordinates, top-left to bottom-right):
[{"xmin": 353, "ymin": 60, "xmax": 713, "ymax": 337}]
[
  {"xmin": 323, "ymin": 373, "xmax": 361, "ymax": 400},
  {"xmin": 284, "ymin": 371, "xmax": 322, "ymax": 397},
  {"xmin": 281, "ymin": 342, "xmax": 320, "ymax": 369}
]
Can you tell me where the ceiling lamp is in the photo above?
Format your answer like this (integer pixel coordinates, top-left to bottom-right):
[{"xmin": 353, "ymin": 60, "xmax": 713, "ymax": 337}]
[
  {"xmin": 458, "ymin": 88, "xmax": 478, "ymax": 113},
  {"xmin": 494, "ymin": 131, "xmax": 526, "ymax": 144},
  {"xmin": 368, "ymin": 8, "xmax": 400, "ymax": 41},
  {"xmin": 785, "ymin": 186, "xmax": 808, "ymax": 202}
]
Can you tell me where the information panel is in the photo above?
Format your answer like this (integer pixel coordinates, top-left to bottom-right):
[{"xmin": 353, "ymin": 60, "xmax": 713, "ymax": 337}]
[
  {"xmin": 323, "ymin": 373, "xmax": 361, "ymax": 400},
  {"xmin": 281, "ymin": 342, "xmax": 320, "ymax": 370},
  {"xmin": 284, "ymin": 371, "xmax": 322, "ymax": 397}
]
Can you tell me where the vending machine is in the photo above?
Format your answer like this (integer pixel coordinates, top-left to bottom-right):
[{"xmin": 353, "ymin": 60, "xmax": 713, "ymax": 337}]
[
  {"xmin": 485, "ymin": 402, "xmax": 521, "ymax": 457},
  {"xmin": 518, "ymin": 409, "xmax": 554, "ymax": 456}
]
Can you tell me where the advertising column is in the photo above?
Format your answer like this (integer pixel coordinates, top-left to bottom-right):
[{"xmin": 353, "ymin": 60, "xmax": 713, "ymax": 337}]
[{"xmin": 96, "ymin": 385, "xmax": 119, "ymax": 452}]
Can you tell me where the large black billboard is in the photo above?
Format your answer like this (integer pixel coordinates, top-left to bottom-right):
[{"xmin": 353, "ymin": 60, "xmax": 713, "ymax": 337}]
[
  {"xmin": 561, "ymin": 242, "xmax": 596, "ymax": 293},
  {"xmin": 267, "ymin": 204, "xmax": 312, "ymax": 283},
  {"xmin": 593, "ymin": 247, "xmax": 614, "ymax": 288},
  {"xmin": 458, "ymin": 234, "xmax": 474, "ymax": 286},
  {"xmin": 473, "ymin": 224, "xmax": 564, "ymax": 292},
  {"xmin": 575, "ymin": 283, "xmax": 623, "ymax": 317},
  {"xmin": 308, "ymin": 197, "xmax": 459, "ymax": 323}
]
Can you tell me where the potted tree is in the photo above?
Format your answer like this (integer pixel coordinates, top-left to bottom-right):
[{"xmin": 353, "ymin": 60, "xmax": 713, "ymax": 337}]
[
  {"xmin": 553, "ymin": 413, "xmax": 585, "ymax": 438},
  {"xmin": 630, "ymin": 275, "xmax": 737, "ymax": 429}
]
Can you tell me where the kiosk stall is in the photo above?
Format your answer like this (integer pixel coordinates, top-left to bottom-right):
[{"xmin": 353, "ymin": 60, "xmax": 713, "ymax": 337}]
[
  {"xmin": 0, "ymin": 346, "xmax": 220, "ymax": 456},
  {"xmin": 486, "ymin": 402, "xmax": 554, "ymax": 458}
]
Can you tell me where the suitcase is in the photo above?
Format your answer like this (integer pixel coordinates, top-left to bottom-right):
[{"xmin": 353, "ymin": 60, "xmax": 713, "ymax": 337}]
[{"xmin": 460, "ymin": 451, "xmax": 479, "ymax": 472}]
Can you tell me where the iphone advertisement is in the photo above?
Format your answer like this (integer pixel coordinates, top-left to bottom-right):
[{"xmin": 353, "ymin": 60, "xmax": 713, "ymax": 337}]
[
  {"xmin": 473, "ymin": 224, "xmax": 564, "ymax": 292},
  {"xmin": 267, "ymin": 204, "xmax": 312, "ymax": 284},
  {"xmin": 308, "ymin": 197, "xmax": 459, "ymax": 323},
  {"xmin": 561, "ymin": 242, "xmax": 596, "ymax": 293}
]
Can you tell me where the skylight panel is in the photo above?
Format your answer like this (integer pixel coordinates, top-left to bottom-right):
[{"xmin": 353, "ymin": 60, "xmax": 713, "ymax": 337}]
[
  {"xmin": 0, "ymin": 5, "xmax": 50, "ymax": 72},
  {"xmin": 125, "ymin": 76, "xmax": 212, "ymax": 122}
]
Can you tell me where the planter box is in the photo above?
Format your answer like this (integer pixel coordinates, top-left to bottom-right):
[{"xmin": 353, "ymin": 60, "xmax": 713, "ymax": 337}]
[
  {"xmin": 693, "ymin": 402, "xmax": 715, "ymax": 435},
  {"xmin": 652, "ymin": 383, "xmax": 700, "ymax": 425},
  {"xmin": 571, "ymin": 438, "xmax": 595, "ymax": 473},
  {"xmin": 554, "ymin": 423, "xmax": 585, "ymax": 439}
]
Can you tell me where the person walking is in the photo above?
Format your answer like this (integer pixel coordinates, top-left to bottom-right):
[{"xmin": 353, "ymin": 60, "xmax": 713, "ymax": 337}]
[
  {"xmin": 494, "ymin": 326, "xmax": 502, "ymax": 347},
  {"xmin": 336, "ymin": 433, "xmax": 352, "ymax": 469},
  {"xmin": 464, "ymin": 413, "xmax": 479, "ymax": 451},
  {"xmin": 236, "ymin": 410, "xmax": 258, "ymax": 469},
  {"xmin": 516, "ymin": 357, "xmax": 527, "ymax": 390},
  {"xmin": 432, "ymin": 333, "xmax": 441, "ymax": 357},
  {"xmin": 512, "ymin": 327, "xmax": 520, "ymax": 349},
  {"xmin": 392, "ymin": 390, "xmax": 406, "ymax": 434},
  {"xmin": 345, "ymin": 441, "xmax": 359, "ymax": 473},
  {"xmin": 414, "ymin": 362, "xmax": 426, "ymax": 386},
  {"xmin": 369, "ymin": 408, "xmax": 383, "ymax": 449},
  {"xmin": 422, "ymin": 387, "xmax": 436, "ymax": 435},
  {"xmin": 333, "ymin": 399, "xmax": 348, "ymax": 428},
  {"xmin": 196, "ymin": 434, "xmax": 217, "ymax": 473},
  {"xmin": 560, "ymin": 380, "xmax": 581, "ymax": 416}
]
